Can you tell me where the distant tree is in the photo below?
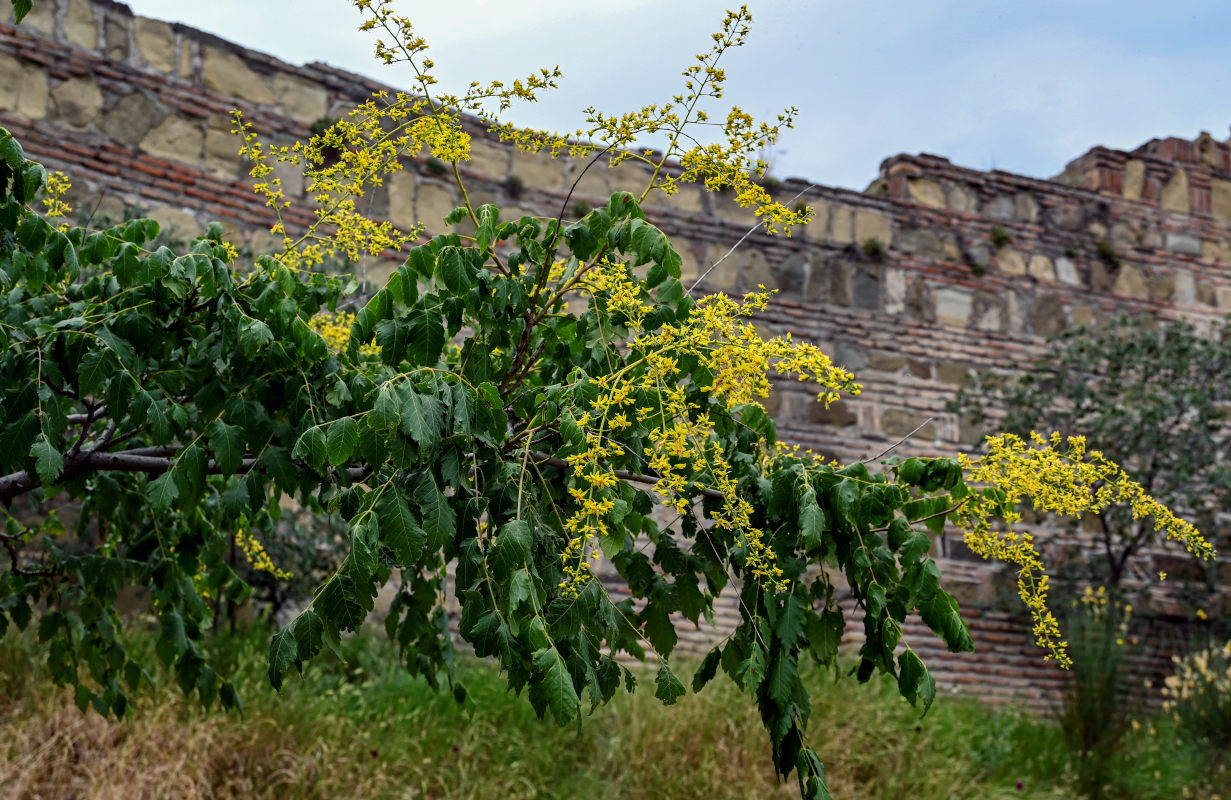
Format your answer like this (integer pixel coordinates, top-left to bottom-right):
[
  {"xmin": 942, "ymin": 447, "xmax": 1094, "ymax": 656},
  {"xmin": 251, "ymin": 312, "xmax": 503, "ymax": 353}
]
[{"xmin": 952, "ymin": 315, "xmax": 1231, "ymax": 595}]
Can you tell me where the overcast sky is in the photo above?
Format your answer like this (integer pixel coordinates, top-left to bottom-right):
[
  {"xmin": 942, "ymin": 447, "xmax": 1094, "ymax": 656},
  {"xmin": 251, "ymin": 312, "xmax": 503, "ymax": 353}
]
[{"xmin": 123, "ymin": 1, "xmax": 1231, "ymax": 190}]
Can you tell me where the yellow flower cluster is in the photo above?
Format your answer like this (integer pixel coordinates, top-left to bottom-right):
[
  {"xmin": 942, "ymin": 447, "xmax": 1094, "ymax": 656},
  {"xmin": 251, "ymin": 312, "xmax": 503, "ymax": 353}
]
[
  {"xmin": 236, "ymin": 527, "xmax": 292, "ymax": 580},
  {"xmin": 308, "ymin": 310, "xmax": 379, "ymax": 357},
  {"xmin": 555, "ymin": 282, "xmax": 858, "ymax": 597},
  {"xmin": 41, "ymin": 170, "xmax": 73, "ymax": 228},
  {"xmin": 956, "ymin": 432, "xmax": 1216, "ymax": 667},
  {"xmin": 1162, "ymin": 639, "xmax": 1231, "ymax": 723}
]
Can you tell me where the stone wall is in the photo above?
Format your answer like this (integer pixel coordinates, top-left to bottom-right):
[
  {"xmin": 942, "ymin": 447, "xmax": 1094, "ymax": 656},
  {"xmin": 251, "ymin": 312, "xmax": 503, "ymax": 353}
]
[{"xmin": 3, "ymin": 0, "xmax": 1227, "ymax": 708}]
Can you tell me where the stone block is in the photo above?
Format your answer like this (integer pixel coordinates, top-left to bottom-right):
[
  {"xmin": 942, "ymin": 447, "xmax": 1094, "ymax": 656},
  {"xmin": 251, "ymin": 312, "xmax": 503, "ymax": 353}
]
[
  {"xmin": 100, "ymin": 91, "xmax": 167, "ymax": 146},
  {"xmin": 203, "ymin": 47, "xmax": 275, "ymax": 105},
  {"xmin": 140, "ymin": 115, "xmax": 203, "ymax": 164},
  {"xmin": 1203, "ymin": 239, "xmax": 1231, "ymax": 263},
  {"xmin": 272, "ymin": 72, "xmax": 328, "ymax": 124},
  {"xmin": 1148, "ymin": 274, "xmax": 1175, "ymax": 301},
  {"xmin": 135, "ymin": 17, "xmax": 176, "ymax": 73},
  {"xmin": 1198, "ymin": 283, "xmax": 1217, "ymax": 306},
  {"xmin": 569, "ymin": 160, "xmax": 610, "ymax": 200},
  {"xmin": 1086, "ymin": 220, "xmax": 1107, "ymax": 239},
  {"xmin": 674, "ymin": 236, "xmax": 700, "ymax": 282},
  {"xmin": 103, "ymin": 11, "xmax": 128, "ymax": 61},
  {"xmin": 714, "ymin": 192, "xmax": 758, "ymax": 226},
  {"xmin": 852, "ymin": 266, "xmax": 879, "ymax": 309},
  {"xmin": 810, "ymin": 399, "xmax": 856, "ymax": 427},
  {"xmin": 834, "ymin": 342, "xmax": 867, "ymax": 371},
  {"xmin": 984, "ymin": 195, "xmax": 1015, "ymax": 221},
  {"xmin": 271, "ymin": 158, "xmax": 304, "ymax": 198},
  {"xmin": 1165, "ymin": 232, "xmax": 1201, "ymax": 256},
  {"xmin": 881, "ymin": 409, "xmax": 936, "ymax": 440},
  {"xmin": 905, "ymin": 278, "xmax": 935, "ymax": 323},
  {"xmin": 1070, "ymin": 304, "xmax": 1094, "ymax": 328},
  {"xmin": 1141, "ymin": 225, "xmax": 1163, "ymax": 249},
  {"xmin": 606, "ymin": 158, "xmax": 648, "ymax": 197},
  {"xmin": 807, "ymin": 256, "xmax": 851, "ymax": 306},
  {"xmin": 1029, "ymin": 294, "xmax": 1067, "ymax": 337},
  {"xmin": 740, "ymin": 248, "xmax": 773, "ymax": 291},
  {"xmin": 64, "ymin": 0, "xmax": 97, "ymax": 50},
  {"xmin": 416, "ymin": 180, "xmax": 459, "ymax": 233},
  {"xmin": 50, "ymin": 76, "xmax": 102, "ymax": 128},
  {"xmin": 1046, "ymin": 203, "xmax": 1083, "ymax": 230},
  {"xmin": 1123, "ymin": 159, "xmax": 1145, "ymax": 200},
  {"xmin": 905, "ymin": 359, "xmax": 931, "ymax": 379},
  {"xmin": 147, "ymin": 207, "xmax": 203, "ymax": 242},
  {"xmin": 387, "ymin": 169, "xmax": 416, "ymax": 230},
  {"xmin": 866, "ymin": 353, "xmax": 905, "ymax": 373},
  {"xmin": 775, "ymin": 251, "xmax": 810, "ymax": 299},
  {"xmin": 1174, "ymin": 270, "xmax": 1196, "ymax": 305},
  {"xmin": 179, "ymin": 39, "xmax": 192, "ymax": 79},
  {"xmin": 854, "ymin": 209, "xmax": 892, "ymax": 249},
  {"xmin": 830, "ymin": 205, "xmax": 854, "ymax": 244},
  {"xmin": 511, "ymin": 148, "xmax": 564, "ymax": 191},
  {"xmin": 942, "ymin": 236, "xmax": 961, "ymax": 261},
  {"xmin": 802, "ymin": 200, "xmax": 829, "ymax": 243},
  {"xmin": 896, "ymin": 228, "xmax": 940, "ymax": 257},
  {"xmin": 883, "ymin": 267, "xmax": 906, "ymax": 314},
  {"xmin": 948, "ymin": 184, "xmax": 978, "ymax": 213},
  {"xmin": 971, "ymin": 291, "xmax": 1004, "ymax": 332},
  {"xmin": 936, "ymin": 361, "xmax": 969, "ymax": 385},
  {"xmin": 700, "ymin": 242, "xmax": 738, "ymax": 290},
  {"xmin": 965, "ymin": 241, "xmax": 993, "ymax": 271},
  {"xmin": 1014, "ymin": 193, "xmax": 1039, "ymax": 223},
  {"xmin": 22, "ymin": 0, "xmax": 54, "ymax": 34},
  {"xmin": 1160, "ymin": 167, "xmax": 1190, "ymax": 214},
  {"xmin": 1054, "ymin": 256, "xmax": 1079, "ymax": 285},
  {"xmin": 1027, "ymin": 254, "xmax": 1055, "ymax": 281},
  {"xmin": 1110, "ymin": 220, "xmax": 1138, "ymax": 246},
  {"xmin": 0, "ymin": 53, "xmax": 48, "ymax": 119},
  {"xmin": 997, "ymin": 248, "xmax": 1027, "ymax": 276},
  {"xmin": 660, "ymin": 183, "xmax": 704, "ymax": 216},
  {"xmin": 1113, "ymin": 263, "xmax": 1148, "ymax": 298},
  {"xmin": 907, "ymin": 177, "xmax": 945, "ymax": 208},
  {"xmin": 934, "ymin": 288, "xmax": 972, "ymax": 328},
  {"xmin": 1213, "ymin": 178, "xmax": 1231, "ymax": 223},
  {"xmin": 203, "ymin": 116, "xmax": 240, "ymax": 175}
]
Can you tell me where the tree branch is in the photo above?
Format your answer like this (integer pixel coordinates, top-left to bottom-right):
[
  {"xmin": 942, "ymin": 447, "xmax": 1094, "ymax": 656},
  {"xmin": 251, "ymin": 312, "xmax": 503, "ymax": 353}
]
[{"xmin": 528, "ymin": 450, "xmax": 724, "ymax": 500}]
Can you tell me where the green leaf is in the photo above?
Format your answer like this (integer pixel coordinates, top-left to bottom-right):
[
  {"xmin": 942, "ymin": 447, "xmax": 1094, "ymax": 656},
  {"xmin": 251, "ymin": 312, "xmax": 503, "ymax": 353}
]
[
  {"xmin": 767, "ymin": 654, "xmax": 804, "ymax": 708},
  {"xmin": 267, "ymin": 626, "xmax": 299, "ymax": 691},
  {"xmin": 897, "ymin": 649, "xmax": 936, "ymax": 712},
  {"xmin": 436, "ymin": 245, "xmax": 472, "ymax": 294},
  {"xmin": 326, "ymin": 416, "xmax": 359, "ymax": 466},
  {"xmin": 412, "ymin": 473, "xmax": 455, "ymax": 552},
  {"xmin": 775, "ymin": 594, "xmax": 807, "ymax": 651},
  {"xmin": 398, "ymin": 385, "xmax": 442, "ymax": 448},
  {"xmin": 207, "ymin": 420, "xmax": 244, "ymax": 477},
  {"xmin": 368, "ymin": 383, "xmax": 401, "ymax": 432},
  {"xmin": 76, "ymin": 350, "xmax": 116, "ymax": 397},
  {"xmin": 146, "ymin": 471, "xmax": 179, "ymax": 511},
  {"xmin": 692, "ymin": 646, "xmax": 722, "ymax": 692},
  {"xmin": 642, "ymin": 604, "xmax": 677, "ymax": 658},
  {"xmin": 508, "ymin": 569, "xmax": 532, "ymax": 612},
  {"xmin": 292, "ymin": 610, "xmax": 324, "ymax": 668},
  {"xmin": 531, "ymin": 647, "xmax": 579, "ymax": 724},
  {"xmin": 655, "ymin": 663, "xmax": 687, "ymax": 705},
  {"xmin": 375, "ymin": 490, "xmax": 426, "ymax": 565},
  {"xmin": 493, "ymin": 520, "xmax": 532, "ymax": 574},
  {"xmin": 405, "ymin": 310, "xmax": 446, "ymax": 367},
  {"xmin": 799, "ymin": 490, "xmax": 824, "ymax": 551},
  {"xmin": 11, "ymin": 0, "xmax": 32, "ymax": 24},
  {"xmin": 291, "ymin": 426, "xmax": 327, "ymax": 470},
  {"xmin": 30, "ymin": 433, "xmax": 63, "ymax": 485}
]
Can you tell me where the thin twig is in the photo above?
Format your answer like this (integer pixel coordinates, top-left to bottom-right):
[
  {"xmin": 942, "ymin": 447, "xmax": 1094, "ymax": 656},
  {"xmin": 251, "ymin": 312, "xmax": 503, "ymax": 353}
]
[
  {"xmin": 528, "ymin": 451, "xmax": 724, "ymax": 500},
  {"xmin": 862, "ymin": 417, "xmax": 934, "ymax": 464},
  {"xmin": 687, "ymin": 183, "xmax": 817, "ymax": 296}
]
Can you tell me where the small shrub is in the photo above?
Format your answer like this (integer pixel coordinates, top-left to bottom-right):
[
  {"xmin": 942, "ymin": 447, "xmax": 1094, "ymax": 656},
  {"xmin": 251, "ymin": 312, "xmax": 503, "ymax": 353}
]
[
  {"xmin": 425, "ymin": 156, "xmax": 447, "ymax": 175},
  {"xmin": 1095, "ymin": 239, "xmax": 1120, "ymax": 270},
  {"xmin": 990, "ymin": 226, "xmax": 1012, "ymax": 248},
  {"xmin": 503, "ymin": 174, "xmax": 525, "ymax": 199},
  {"xmin": 1065, "ymin": 245, "xmax": 1078, "ymax": 258},
  {"xmin": 861, "ymin": 237, "xmax": 886, "ymax": 261},
  {"xmin": 1053, "ymin": 589, "xmax": 1134, "ymax": 800},
  {"xmin": 1162, "ymin": 638, "xmax": 1231, "ymax": 751},
  {"xmin": 571, "ymin": 200, "xmax": 592, "ymax": 219}
]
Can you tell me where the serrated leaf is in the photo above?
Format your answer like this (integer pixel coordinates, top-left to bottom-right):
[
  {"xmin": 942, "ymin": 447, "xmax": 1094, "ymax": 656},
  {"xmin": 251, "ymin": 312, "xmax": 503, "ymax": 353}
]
[
  {"xmin": 767, "ymin": 655, "xmax": 804, "ymax": 708},
  {"xmin": 405, "ymin": 310, "xmax": 446, "ymax": 367},
  {"xmin": 398, "ymin": 385, "xmax": 442, "ymax": 447},
  {"xmin": 508, "ymin": 569, "xmax": 532, "ymax": 612},
  {"xmin": 291, "ymin": 426, "xmax": 327, "ymax": 470},
  {"xmin": 692, "ymin": 646, "xmax": 722, "ymax": 692},
  {"xmin": 368, "ymin": 383, "xmax": 401, "ymax": 431},
  {"xmin": 531, "ymin": 647, "xmax": 579, "ymax": 724},
  {"xmin": 77, "ymin": 349, "xmax": 115, "ymax": 397},
  {"xmin": 375, "ymin": 490, "xmax": 426, "ymax": 565},
  {"xmin": 642, "ymin": 604, "xmax": 677, "ymax": 658},
  {"xmin": 267, "ymin": 627, "xmax": 298, "ymax": 691},
  {"xmin": 30, "ymin": 433, "xmax": 63, "ymax": 485},
  {"xmin": 493, "ymin": 519, "xmax": 532, "ymax": 574},
  {"xmin": 897, "ymin": 649, "xmax": 936, "ymax": 712},
  {"xmin": 207, "ymin": 420, "xmax": 244, "ymax": 477},
  {"xmin": 775, "ymin": 594, "xmax": 807, "ymax": 651},
  {"xmin": 292, "ymin": 610, "xmax": 324, "ymax": 667},
  {"xmin": 413, "ymin": 473, "xmax": 455, "ymax": 552},
  {"xmin": 146, "ymin": 471, "xmax": 179, "ymax": 511},
  {"xmin": 655, "ymin": 663, "xmax": 686, "ymax": 705},
  {"xmin": 799, "ymin": 492, "xmax": 824, "ymax": 551},
  {"xmin": 326, "ymin": 416, "xmax": 359, "ymax": 466}
]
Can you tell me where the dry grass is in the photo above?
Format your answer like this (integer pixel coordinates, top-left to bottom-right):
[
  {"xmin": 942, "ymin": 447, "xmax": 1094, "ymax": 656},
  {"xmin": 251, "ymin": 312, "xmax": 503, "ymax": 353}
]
[{"xmin": 0, "ymin": 629, "xmax": 1221, "ymax": 800}]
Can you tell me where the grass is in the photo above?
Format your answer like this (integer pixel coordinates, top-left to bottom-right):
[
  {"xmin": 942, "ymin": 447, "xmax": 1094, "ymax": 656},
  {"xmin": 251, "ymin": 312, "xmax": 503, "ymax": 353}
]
[{"xmin": 0, "ymin": 624, "xmax": 1225, "ymax": 800}]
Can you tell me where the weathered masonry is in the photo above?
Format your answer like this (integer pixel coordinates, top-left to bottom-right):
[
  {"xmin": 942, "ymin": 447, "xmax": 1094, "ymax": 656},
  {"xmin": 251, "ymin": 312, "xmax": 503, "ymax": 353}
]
[{"xmin": 4, "ymin": 0, "xmax": 1229, "ymax": 706}]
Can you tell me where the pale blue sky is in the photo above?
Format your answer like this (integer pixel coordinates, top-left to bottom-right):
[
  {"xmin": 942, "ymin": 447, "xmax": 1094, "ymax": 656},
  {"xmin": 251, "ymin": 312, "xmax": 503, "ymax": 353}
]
[{"xmin": 123, "ymin": 1, "xmax": 1231, "ymax": 189}]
